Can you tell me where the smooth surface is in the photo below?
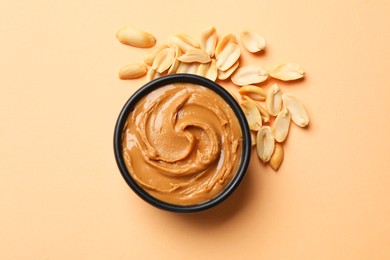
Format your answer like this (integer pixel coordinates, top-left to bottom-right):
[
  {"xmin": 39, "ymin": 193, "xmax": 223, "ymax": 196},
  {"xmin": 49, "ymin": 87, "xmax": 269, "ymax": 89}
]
[{"xmin": 1, "ymin": 0, "xmax": 390, "ymax": 259}]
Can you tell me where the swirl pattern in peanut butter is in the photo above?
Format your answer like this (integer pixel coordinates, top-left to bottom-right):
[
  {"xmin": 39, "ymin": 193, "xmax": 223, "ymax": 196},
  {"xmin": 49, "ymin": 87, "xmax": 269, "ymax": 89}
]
[{"xmin": 122, "ymin": 83, "xmax": 242, "ymax": 205}]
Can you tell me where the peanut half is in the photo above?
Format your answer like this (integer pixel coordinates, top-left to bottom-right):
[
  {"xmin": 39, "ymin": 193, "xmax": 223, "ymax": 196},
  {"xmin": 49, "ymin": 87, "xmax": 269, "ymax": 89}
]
[
  {"xmin": 197, "ymin": 60, "xmax": 217, "ymax": 81},
  {"xmin": 266, "ymin": 83, "xmax": 283, "ymax": 116},
  {"xmin": 205, "ymin": 59, "xmax": 218, "ymax": 81},
  {"xmin": 200, "ymin": 26, "xmax": 217, "ymax": 57},
  {"xmin": 119, "ymin": 63, "xmax": 148, "ymax": 79},
  {"xmin": 146, "ymin": 68, "xmax": 162, "ymax": 81},
  {"xmin": 231, "ymin": 65, "xmax": 269, "ymax": 86},
  {"xmin": 178, "ymin": 48, "xmax": 210, "ymax": 63},
  {"xmin": 152, "ymin": 48, "xmax": 175, "ymax": 73},
  {"xmin": 216, "ymin": 43, "xmax": 241, "ymax": 71},
  {"xmin": 144, "ymin": 44, "xmax": 169, "ymax": 66},
  {"xmin": 217, "ymin": 60, "xmax": 239, "ymax": 80},
  {"xmin": 270, "ymin": 143, "xmax": 284, "ymax": 170},
  {"xmin": 270, "ymin": 63, "xmax": 305, "ymax": 81},
  {"xmin": 116, "ymin": 26, "xmax": 156, "ymax": 48},
  {"xmin": 239, "ymin": 85, "xmax": 266, "ymax": 101},
  {"xmin": 167, "ymin": 44, "xmax": 181, "ymax": 75},
  {"xmin": 256, "ymin": 126, "xmax": 275, "ymax": 163},
  {"xmin": 273, "ymin": 107, "xmax": 291, "ymax": 142},
  {"xmin": 176, "ymin": 62, "xmax": 199, "ymax": 74},
  {"xmin": 250, "ymin": 131, "xmax": 257, "ymax": 147},
  {"xmin": 240, "ymin": 30, "xmax": 266, "ymax": 53},
  {"xmin": 168, "ymin": 33, "xmax": 200, "ymax": 53},
  {"xmin": 241, "ymin": 95, "xmax": 270, "ymax": 123},
  {"xmin": 240, "ymin": 100, "xmax": 262, "ymax": 131},
  {"xmin": 215, "ymin": 33, "xmax": 237, "ymax": 58},
  {"xmin": 282, "ymin": 94, "xmax": 310, "ymax": 127}
]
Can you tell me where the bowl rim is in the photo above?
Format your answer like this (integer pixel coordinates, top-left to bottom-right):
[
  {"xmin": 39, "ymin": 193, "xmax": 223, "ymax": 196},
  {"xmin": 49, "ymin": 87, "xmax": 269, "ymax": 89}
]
[{"xmin": 113, "ymin": 74, "xmax": 251, "ymax": 213}]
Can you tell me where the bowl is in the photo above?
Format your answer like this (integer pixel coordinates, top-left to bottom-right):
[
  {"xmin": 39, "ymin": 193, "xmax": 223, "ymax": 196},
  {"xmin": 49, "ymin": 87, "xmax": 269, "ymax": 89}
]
[{"xmin": 114, "ymin": 74, "xmax": 251, "ymax": 213}]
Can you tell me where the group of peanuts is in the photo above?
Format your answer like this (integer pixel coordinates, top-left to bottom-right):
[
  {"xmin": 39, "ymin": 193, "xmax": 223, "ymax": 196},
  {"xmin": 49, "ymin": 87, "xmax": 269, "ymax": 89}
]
[{"xmin": 116, "ymin": 25, "xmax": 310, "ymax": 171}]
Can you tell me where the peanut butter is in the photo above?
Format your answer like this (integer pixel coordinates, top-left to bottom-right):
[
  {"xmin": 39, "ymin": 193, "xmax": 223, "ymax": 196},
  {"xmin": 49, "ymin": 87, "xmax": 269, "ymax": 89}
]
[{"xmin": 122, "ymin": 83, "xmax": 242, "ymax": 205}]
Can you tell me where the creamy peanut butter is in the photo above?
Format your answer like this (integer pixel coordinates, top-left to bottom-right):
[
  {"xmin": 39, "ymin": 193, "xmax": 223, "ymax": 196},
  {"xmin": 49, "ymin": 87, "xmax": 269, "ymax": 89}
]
[{"xmin": 122, "ymin": 83, "xmax": 242, "ymax": 205}]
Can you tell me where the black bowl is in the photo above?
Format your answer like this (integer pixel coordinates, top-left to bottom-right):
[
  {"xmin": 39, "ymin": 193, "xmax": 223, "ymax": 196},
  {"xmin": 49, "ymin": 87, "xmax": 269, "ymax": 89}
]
[{"xmin": 114, "ymin": 74, "xmax": 251, "ymax": 213}]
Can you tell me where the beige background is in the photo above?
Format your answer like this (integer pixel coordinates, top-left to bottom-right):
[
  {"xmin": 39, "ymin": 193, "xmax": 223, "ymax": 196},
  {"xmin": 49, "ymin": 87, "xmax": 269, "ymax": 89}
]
[{"xmin": 1, "ymin": 0, "xmax": 390, "ymax": 259}]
